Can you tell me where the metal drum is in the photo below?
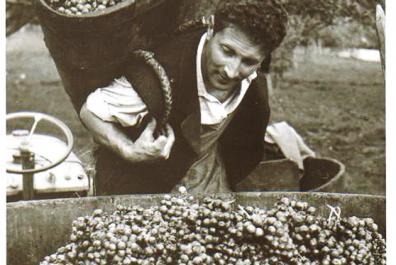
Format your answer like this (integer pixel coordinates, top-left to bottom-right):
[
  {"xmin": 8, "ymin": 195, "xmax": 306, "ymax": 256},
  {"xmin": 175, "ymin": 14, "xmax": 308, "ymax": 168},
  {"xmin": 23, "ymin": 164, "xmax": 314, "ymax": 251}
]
[{"xmin": 7, "ymin": 192, "xmax": 385, "ymax": 265}]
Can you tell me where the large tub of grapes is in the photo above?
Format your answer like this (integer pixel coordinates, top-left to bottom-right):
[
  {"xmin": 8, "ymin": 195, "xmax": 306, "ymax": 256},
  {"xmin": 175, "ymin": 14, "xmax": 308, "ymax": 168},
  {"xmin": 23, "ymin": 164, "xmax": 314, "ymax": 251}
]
[{"xmin": 7, "ymin": 192, "xmax": 385, "ymax": 265}]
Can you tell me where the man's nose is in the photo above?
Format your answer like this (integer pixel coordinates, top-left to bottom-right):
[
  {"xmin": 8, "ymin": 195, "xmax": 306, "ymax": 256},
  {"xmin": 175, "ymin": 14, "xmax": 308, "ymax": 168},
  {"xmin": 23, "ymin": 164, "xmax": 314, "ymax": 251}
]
[{"xmin": 224, "ymin": 59, "xmax": 241, "ymax": 79}]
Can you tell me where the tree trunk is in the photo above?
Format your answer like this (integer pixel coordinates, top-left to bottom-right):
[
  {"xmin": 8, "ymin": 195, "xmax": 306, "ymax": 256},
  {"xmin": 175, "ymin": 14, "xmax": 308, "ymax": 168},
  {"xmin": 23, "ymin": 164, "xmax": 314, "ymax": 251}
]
[{"xmin": 6, "ymin": 1, "xmax": 36, "ymax": 36}]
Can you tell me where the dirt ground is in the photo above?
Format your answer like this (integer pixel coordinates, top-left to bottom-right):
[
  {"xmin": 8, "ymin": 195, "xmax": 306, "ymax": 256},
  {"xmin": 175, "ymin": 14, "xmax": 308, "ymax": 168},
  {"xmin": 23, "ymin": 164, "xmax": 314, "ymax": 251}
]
[{"xmin": 6, "ymin": 25, "xmax": 385, "ymax": 195}]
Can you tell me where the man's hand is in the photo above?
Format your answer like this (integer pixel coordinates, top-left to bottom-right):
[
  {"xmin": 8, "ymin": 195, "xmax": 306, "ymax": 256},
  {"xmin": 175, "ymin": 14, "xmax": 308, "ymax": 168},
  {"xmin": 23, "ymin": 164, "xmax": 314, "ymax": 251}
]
[
  {"xmin": 80, "ymin": 103, "xmax": 175, "ymax": 164},
  {"xmin": 123, "ymin": 118, "xmax": 175, "ymax": 162}
]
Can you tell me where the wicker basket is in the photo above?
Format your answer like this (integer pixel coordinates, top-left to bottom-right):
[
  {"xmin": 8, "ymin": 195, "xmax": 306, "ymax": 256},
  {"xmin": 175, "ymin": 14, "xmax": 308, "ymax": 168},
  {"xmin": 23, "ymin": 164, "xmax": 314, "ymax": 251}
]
[{"xmin": 34, "ymin": 0, "xmax": 180, "ymax": 111}]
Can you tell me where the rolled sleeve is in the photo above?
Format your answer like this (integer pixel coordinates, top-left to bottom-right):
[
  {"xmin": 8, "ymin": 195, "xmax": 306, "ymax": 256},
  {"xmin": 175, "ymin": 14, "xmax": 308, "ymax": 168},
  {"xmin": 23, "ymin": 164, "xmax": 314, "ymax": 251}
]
[{"xmin": 86, "ymin": 76, "xmax": 148, "ymax": 127}]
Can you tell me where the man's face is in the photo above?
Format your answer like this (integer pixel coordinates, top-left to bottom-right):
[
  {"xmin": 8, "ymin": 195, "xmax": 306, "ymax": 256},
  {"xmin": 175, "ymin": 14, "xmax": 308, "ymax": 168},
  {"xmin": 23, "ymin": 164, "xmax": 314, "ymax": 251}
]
[{"xmin": 202, "ymin": 24, "xmax": 267, "ymax": 92}]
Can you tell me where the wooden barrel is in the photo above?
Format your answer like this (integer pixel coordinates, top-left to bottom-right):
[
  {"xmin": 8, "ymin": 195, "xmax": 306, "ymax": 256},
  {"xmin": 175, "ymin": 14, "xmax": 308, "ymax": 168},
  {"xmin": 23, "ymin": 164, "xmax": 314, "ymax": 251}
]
[
  {"xmin": 300, "ymin": 157, "xmax": 346, "ymax": 192},
  {"xmin": 7, "ymin": 192, "xmax": 385, "ymax": 265},
  {"xmin": 236, "ymin": 157, "xmax": 346, "ymax": 193}
]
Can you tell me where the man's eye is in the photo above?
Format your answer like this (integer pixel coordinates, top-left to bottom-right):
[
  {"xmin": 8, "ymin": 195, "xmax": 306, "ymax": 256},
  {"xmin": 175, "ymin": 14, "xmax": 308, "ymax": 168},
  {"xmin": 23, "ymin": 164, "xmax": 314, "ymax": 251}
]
[{"xmin": 222, "ymin": 46, "xmax": 233, "ymax": 55}]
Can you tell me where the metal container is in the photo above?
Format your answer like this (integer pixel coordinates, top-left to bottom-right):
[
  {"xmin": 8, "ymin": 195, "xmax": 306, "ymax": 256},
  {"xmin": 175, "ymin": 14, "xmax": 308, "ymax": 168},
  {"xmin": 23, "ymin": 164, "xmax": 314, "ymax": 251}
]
[{"xmin": 7, "ymin": 192, "xmax": 385, "ymax": 265}]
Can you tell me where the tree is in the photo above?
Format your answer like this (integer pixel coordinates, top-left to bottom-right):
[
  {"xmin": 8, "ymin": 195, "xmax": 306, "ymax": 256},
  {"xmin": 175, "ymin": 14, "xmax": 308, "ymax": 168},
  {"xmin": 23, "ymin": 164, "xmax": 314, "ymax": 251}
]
[
  {"xmin": 6, "ymin": 0, "xmax": 36, "ymax": 36},
  {"xmin": 270, "ymin": 0, "xmax": 381, "ymax": 87}
]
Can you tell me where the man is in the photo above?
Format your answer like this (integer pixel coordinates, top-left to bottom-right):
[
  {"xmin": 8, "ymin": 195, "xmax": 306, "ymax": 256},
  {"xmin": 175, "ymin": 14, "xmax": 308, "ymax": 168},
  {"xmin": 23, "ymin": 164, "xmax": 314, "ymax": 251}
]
[{"xmin": 79, "ymin": 0, "xmax": 288, "ymax": 195}]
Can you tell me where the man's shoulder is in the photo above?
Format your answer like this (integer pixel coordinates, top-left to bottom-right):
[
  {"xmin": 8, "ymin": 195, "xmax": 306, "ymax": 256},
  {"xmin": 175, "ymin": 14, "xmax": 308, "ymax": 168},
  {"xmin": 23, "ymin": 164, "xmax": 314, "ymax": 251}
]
[
  {"xmin": 153, "ymin": 29, "xmax": 205, "ymax": 55},
  {"xmin": 126, "ymin": 29, "xmax": 203, "ymax": 81},
  {"xmin": 250, "ymin": 73, "xmax": 269, "ymax": 101},
  {"xmin": 150, "ymin": 29, "xmax": 204, "ymax": 69},
  {"xmin": 241, "ymin": 72, "xmax": 270, "ymax": 115}
]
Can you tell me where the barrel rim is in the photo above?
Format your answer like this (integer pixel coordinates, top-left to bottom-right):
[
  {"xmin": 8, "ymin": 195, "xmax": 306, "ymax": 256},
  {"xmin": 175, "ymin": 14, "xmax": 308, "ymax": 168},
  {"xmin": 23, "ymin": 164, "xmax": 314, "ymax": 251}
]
[
  {"xmin": 37, "ymin": 0, "xmax": 137, "ymax": 19},
  {"xmin": 6, "ymin": 191, "xmax": 385, "ymax": 209},
  {"xmin": 35, "ymin": 0, "xmax": 169, "ymax": 30}
]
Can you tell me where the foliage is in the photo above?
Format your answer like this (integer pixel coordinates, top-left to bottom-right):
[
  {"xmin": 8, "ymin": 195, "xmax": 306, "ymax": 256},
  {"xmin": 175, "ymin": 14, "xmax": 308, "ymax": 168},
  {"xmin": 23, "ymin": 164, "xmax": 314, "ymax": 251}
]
[
  {"xmin": 318, "ymin": 20, "xmax": 378, "ymax": 49},
  {"xmin": 280, "ymin": 0, "xmax": 378, "ymax": 42},
  {"xmin": 270, "ymin": 0, "xmax": 382, "ymax": 82}
]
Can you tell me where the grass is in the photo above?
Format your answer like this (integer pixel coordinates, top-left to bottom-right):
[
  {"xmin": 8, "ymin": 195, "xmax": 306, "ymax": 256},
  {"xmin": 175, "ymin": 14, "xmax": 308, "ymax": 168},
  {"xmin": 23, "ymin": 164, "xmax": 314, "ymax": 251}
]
[{"xmin": 270, "ymin": 51, "xmax": 385, "ymax": 195}]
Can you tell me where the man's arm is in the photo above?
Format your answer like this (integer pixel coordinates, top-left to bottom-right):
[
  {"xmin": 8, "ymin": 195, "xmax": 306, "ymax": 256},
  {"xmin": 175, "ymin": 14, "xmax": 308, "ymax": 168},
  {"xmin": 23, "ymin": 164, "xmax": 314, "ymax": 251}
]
[{"xmin": 80, "ymin": 103, "xmax": 175, "ymax": 163}]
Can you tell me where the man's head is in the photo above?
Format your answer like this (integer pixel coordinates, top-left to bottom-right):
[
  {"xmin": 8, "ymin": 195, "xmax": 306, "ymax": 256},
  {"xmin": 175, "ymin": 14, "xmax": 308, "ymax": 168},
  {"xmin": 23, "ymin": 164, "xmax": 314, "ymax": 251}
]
[{"xmin": 201, "ymin": 0, "xmax": 287, "ymax": 92}]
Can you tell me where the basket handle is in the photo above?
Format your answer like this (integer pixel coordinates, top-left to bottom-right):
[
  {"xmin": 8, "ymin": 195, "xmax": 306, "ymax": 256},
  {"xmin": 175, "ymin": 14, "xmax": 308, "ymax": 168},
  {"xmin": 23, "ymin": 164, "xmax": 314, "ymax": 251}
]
[{"xmin": 132, "ymin": 49, "xmax": 173, "ymax": 130}]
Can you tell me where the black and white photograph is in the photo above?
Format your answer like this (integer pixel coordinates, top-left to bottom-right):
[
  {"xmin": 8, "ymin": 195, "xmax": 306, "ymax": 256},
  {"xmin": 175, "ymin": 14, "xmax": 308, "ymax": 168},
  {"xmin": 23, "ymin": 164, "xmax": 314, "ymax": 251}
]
[{"xmin": 5, "ymin": 0, "xmax": 388, "ymax": 264}]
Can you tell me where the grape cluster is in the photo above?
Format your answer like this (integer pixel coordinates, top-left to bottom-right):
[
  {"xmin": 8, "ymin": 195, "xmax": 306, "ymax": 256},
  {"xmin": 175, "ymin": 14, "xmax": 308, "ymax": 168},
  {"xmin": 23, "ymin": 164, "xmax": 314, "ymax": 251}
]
[
  {"xmin": 46, "ymin": 0, "xmax": 127, "ymax": 16},
  {"xmin": 40, "ymin": 191, "xmax": 386, "ymax": 265}
]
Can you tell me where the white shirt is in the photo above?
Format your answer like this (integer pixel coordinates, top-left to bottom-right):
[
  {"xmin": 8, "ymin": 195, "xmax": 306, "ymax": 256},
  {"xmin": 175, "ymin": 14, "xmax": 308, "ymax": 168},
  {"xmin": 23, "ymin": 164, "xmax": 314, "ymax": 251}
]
[
  {"xmin": 86, "ymin": 76, "xmax": 148, "ymax": 127},
  {"xmin": 86, "ymin": 33, "xmax": 257, "ymax": 126}
]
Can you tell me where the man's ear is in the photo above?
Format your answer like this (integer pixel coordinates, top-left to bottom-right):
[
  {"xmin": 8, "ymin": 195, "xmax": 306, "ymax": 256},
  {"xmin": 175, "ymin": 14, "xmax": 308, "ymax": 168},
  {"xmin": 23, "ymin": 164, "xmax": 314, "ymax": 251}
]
[{"xmin": 204, "ymin": 15, "xmax": 215, "ymax": 40}]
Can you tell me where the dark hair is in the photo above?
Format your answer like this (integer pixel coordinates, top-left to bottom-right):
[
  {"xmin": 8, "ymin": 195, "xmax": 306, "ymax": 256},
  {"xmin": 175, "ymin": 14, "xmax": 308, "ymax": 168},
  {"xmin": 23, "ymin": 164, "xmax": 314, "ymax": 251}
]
[{"xmin": 214, "ymin": 0, "xmax": 288, "ymax": 53}]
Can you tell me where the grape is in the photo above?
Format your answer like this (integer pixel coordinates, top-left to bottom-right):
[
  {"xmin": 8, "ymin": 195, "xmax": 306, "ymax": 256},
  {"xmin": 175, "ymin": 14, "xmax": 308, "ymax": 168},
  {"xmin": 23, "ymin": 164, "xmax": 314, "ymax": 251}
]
[
  {"xmin": 40, "ymin": 192, "xmax": 386, "ymax": 265},
  {"xmin": 45, "ymin": 0, "xmax": 128, "ymax": 16}
]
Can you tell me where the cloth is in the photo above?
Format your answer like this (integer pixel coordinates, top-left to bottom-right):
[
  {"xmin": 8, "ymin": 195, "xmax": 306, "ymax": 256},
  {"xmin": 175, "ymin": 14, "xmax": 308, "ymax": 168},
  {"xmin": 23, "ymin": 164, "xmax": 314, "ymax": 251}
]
[
  {"xmin": 265, "ymin": 121, "xmax": 316, "ymax": 170},
  {"xmin": 94, "ymin": 28, "xmax": 270, "ymax": 195},
  {"xmin": 86, "ymin": 76, "xmax": 148, "ymax": 127},
  {"xmin": 85, "ymin": 32, "xmax": 256, "ymax": 127}
]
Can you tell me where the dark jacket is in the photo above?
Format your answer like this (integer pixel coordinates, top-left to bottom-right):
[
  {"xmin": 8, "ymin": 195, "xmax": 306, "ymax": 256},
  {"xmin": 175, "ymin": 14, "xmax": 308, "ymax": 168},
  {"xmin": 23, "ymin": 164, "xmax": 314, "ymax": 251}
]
[{"xmin": 95, "ymin": 29, "xmax": 270, "ymax": 195}]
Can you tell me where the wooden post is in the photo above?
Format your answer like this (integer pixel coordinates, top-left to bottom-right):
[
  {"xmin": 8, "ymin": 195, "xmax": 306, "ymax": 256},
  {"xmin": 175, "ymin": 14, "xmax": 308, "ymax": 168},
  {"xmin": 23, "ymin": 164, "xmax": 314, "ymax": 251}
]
[{"xmin": 375, "ymin": 4, "xmax": 385, "ymax": 73}]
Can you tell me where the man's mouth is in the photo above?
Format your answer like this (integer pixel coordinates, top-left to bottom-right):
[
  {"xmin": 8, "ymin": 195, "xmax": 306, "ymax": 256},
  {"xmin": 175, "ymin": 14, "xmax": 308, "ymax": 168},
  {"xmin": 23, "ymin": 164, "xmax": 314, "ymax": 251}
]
[{"xmin": 217, "ymin": 73, "xmax": 230, "ymax": 84}]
